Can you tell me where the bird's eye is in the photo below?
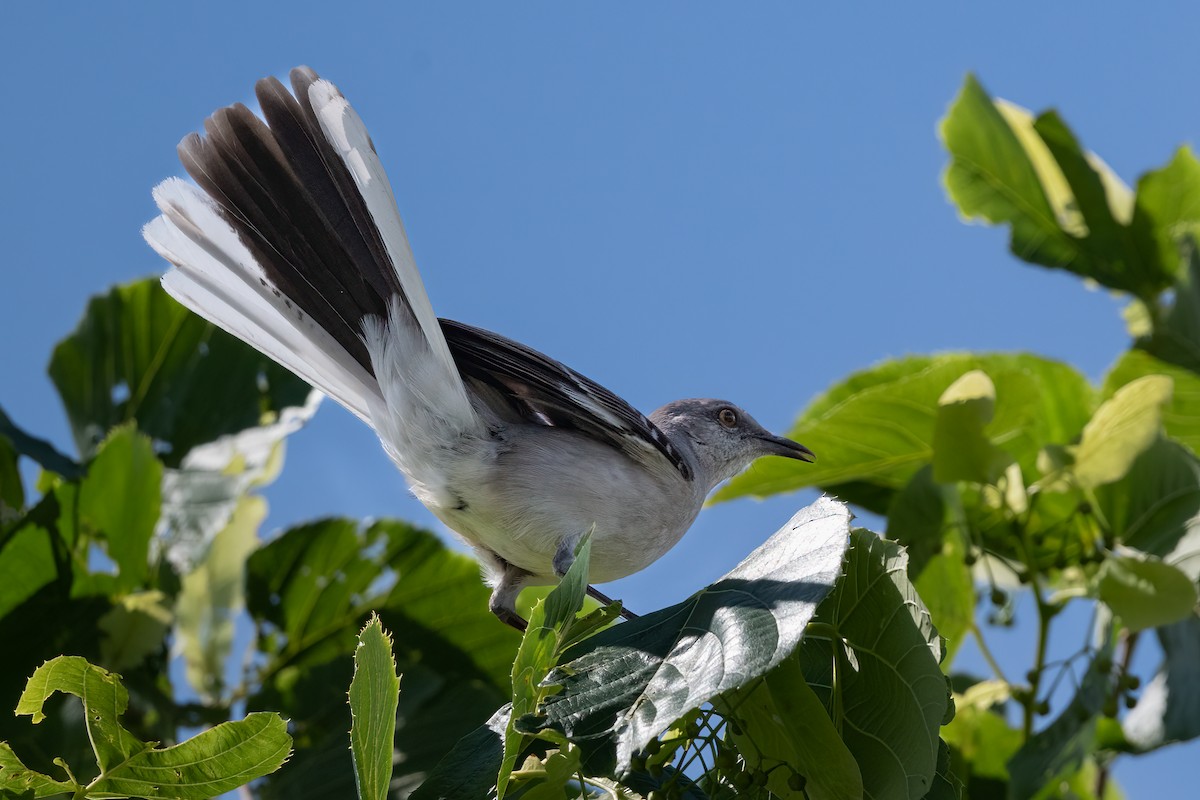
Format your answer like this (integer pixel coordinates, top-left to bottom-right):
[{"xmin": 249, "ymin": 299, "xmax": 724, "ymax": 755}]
[{"xmin": 718, "ymin": 408, "xmax": 738, "ymax": 428}]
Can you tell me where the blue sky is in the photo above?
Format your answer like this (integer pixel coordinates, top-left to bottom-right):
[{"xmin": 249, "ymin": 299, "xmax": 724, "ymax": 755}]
[{"xmin": 3, "ymin": 3, "xmax": 1198, "ymax": 793}]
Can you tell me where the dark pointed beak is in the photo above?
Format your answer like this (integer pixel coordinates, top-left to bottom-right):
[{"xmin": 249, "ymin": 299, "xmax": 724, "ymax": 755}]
[{"xmin": 757, "ymin": 433, "xmax": 816, "ymax": 463}]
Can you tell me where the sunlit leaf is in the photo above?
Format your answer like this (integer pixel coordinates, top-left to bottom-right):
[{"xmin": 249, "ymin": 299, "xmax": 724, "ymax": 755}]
[
  {"xmin": 77, "ymin": 425, "xmax": 163, "ymax": 590},
  {"xmin": 932, "ymin": 370, "xmax": 1010, "ymax": 484},
  {"xmin": 1094, "ymin": 555, "xmax": 1197, "ymax": 631},
  {"xmin": 716, "ymin": 353, "xmax": 1093, "ymax": 505},
  {"xmin": 525, "ymin": 498, "xmax": 852, "ymax": 771},
  {"xmin": 940, "ymin": 74, "xmax": 1168, "ymax": 300},
  {"xmin": 1072, "ymin": 375, "xmax": 1173, "ymax": 489},
  {"xmin": 1103, "ymin": 350, "xmax": 1200, "ymax": 457}
]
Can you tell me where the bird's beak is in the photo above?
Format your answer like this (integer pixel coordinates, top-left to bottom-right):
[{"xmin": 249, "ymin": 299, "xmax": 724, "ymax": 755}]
[{"xmin": 757, "ymin": 433, "xmax": 816, "ymax": 463}]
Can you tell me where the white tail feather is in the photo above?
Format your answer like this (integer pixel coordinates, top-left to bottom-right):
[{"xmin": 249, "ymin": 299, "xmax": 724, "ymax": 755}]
[
  {"xmin": 144, "ymin": 178, "xmax": 382, "ymax": 424},
  {"xmin": 307, "ymin": 80, "xmax": 474, "ymax": 425}
]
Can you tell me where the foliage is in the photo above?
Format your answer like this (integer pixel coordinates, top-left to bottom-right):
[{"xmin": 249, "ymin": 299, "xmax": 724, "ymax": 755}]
[{"xmin": 1, "ymin": 71, "xmax": 1198, "ymax": 800}]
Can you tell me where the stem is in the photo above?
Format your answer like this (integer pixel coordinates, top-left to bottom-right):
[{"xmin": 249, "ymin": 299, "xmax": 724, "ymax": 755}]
[
  {"xmin": 971, "ymin": 624, "xmax": 1009, "ymax": 684},
  {"xmin": 1014, "ymin": 519, "xmax": 1054, "ymax": 741},
  {"xmin": 1096, "ymin": 631, "xmax": 1142, "ymax": 798}
]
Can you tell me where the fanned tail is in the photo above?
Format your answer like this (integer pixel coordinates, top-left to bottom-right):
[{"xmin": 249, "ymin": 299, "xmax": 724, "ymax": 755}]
[{"xmin": 143, "ymin": 66, "xmax": 475, "ymax": 432}]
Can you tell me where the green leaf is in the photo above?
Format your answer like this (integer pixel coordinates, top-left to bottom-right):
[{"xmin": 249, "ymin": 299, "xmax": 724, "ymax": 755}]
[
  {"xmin": 0, "ymin": 405, "xmax": 83, "ymax": 481},
  {"xmin": 0, "ymin": 742, "xmax": 73, "ymax": 798},
  {"xmin": 16, "ymin": 656, "xmax": 146, "ymax": 772},
  {"xmin": 247, "ymin": 519, "xmax": 516, "ymax": 799},
  {"xmin": 9, "ymin": 656, "xmax": 292, "ymax": 798},
  {"xmin": 717, "ymin": 353, "xmax": 1093, "ymax": 510},
  {"xmin": 1072, "ymin": 374, "xmax": 1173, "ymax": 489},
  {"xmin": 1132, "ymin": 146, "xmax": 1200, "ymax": 286},
  {"xmin": 525, "ymin": 498, "xmax": 852, "ymax": 771},
  {"xmin": 885, "ymin": 469, "xmax": 974, "ymax": 665},
  {"xmin": 350, "ymin": 615, "xmax": 401, "ymax": 800},
  {"xmin": 1007, "ymin": 647, "xmax": 1112, "ymax": 800},
  {"xmin": 78, "ymin": 425, "xmax": 163, "ymax": 590},
  {"xmin": 48, "ymin": 277, "xmax": 311, "ymax": 463},
  {"xmin": 940, "ymin": 75, "xmax": 1167, "ymax": 300},
  {"xmin": 942, "ymin": 696, "xmax": 1022, "ymax": 785},
  {"xmin": 798, "ymin": 530, "xmax": 948, "ymax": 800},
  {"xmin": 248, "ymin": 518, "xmax": 518, "ymax": 695},
  {"xmin": 99, "ymin": 590, "xmax": 173, "ymax": 671},
  {"xmin": 500, "ymin": 534, "xmax": 594, "ymax": 798},
  {"xmin": 409, "ymin": 707, "xmax": 510, "ymax": 800},
  {"xmin": 1139, "ymin": 239, "xmax": 1200, "ymax": 374},
  {"xmin": 923, "ymin": 740, "xmax": 964, "ymax": 800},
  {"xmin": 1123, "ymin": 616, "xmax": 1200, "ymax": 750},
  {"xmin": 1094, "ymin": 555, "xmax": 1197, "ymax": 631},
  {"xmin": 932, "ymin": 370, "xmax": 1010, "ymax": 484},
  {"xmin": 0, "ymin": 521, "xmax": 59, "ymax": 621},
  {"xmin": 723, "ymin": 657, "xmax": 864, "ymax": 800},
  {"xmin": 88, "ymin": 713, "xmax": 292, "ymax": 799},
  {"xmin": 175, "ymin": 495, "xmax": 265, "ymax": 700},
  {"xmin": 1093, "ymin": 437, "xmax": 1200, "ymax": 569},
  {"xmin": 0, "ymin": 434, "xmax": 21, "ymax": 519},
  {"xmin": 1104, "ymin": 350, "xmax": 1200, "ymax": 457}
]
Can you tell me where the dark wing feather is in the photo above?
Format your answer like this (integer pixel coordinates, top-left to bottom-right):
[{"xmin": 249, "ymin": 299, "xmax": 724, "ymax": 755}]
[{"xmin": 440, "ymin": 319, "xmax": 692, "ymax": 480}]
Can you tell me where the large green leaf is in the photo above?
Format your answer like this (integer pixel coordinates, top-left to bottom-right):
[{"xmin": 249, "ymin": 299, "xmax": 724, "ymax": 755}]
[
  {"xmin": 940, "ymin": 75, "xmax": 1169, "ymax": 300},
  {"xmin": 798, "ymin": 530, "xmax": 949, "ymax": 800},
  {"xmin": 1094, "ymin": 437, "xmax": 1200, "ymax": 565},
  {"xmin": 524, "ymin": 498, "xmax": 852, "ymax": 771},
  {"xmin": 409, "ymin": 707, "xmax": 511, "ymax": 800},
  {"xmin": 350, "ymin": 616, "xmax": 401, "ymax": 800},
  {"xmin": 716, "ymin": 354, "xmax": 1093, "ymax": 505},
  {"xmin": 1123, "ymin": 616, "xmax": 1200, "ymax": 751},
  {"xmin": 247, "ymin": 519, "xmax": 517, "ymax": 798},
  {"xmin": 48, "ymin": 277, "xmax": 311, "ymax": 463},
  {"xmin": 78, "ymin": 425, "xmax": 163, "ymax": 591},
  {"xmin": 1103, "ymin": 350, "xmax": 1200, "ymax": 457},
  {"xmin": 722, "ymin": 657, "xmax": 864, "ymax": 800}
]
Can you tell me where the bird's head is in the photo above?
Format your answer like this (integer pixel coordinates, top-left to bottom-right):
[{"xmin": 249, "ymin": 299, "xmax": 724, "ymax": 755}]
[{"xmin": 650, "ymin": 398, "xmax": 814, "ymax": 490}]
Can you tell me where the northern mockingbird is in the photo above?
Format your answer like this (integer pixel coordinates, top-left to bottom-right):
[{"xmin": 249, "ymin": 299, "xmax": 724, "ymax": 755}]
[{"xmin": 144, "ymin": 67, "xmax": 814, "ymax": 630}]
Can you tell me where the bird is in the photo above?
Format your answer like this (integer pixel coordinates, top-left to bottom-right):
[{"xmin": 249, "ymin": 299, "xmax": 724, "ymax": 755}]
[{"xmin": 143, "ymin": 66, "xmax": 814, "ymax": 630}]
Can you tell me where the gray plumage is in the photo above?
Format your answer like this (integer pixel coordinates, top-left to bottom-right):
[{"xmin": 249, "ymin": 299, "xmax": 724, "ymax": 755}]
[{"xmin": 144, "ymin": 67, "xmax": 814, "ymax": 630}]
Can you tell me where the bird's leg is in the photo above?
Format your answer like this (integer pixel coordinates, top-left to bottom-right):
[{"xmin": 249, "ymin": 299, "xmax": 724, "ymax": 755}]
[
  {"xmin": 586, "ymin": 585, "xmax": 640, "ymax": 620},
  {"xmin": 488, "ymin": 558, "xmax": 533, "ymax": 632},
  {"xmin": 554, "ymin": 532, "xmax": 639, "ymax": 621}
]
